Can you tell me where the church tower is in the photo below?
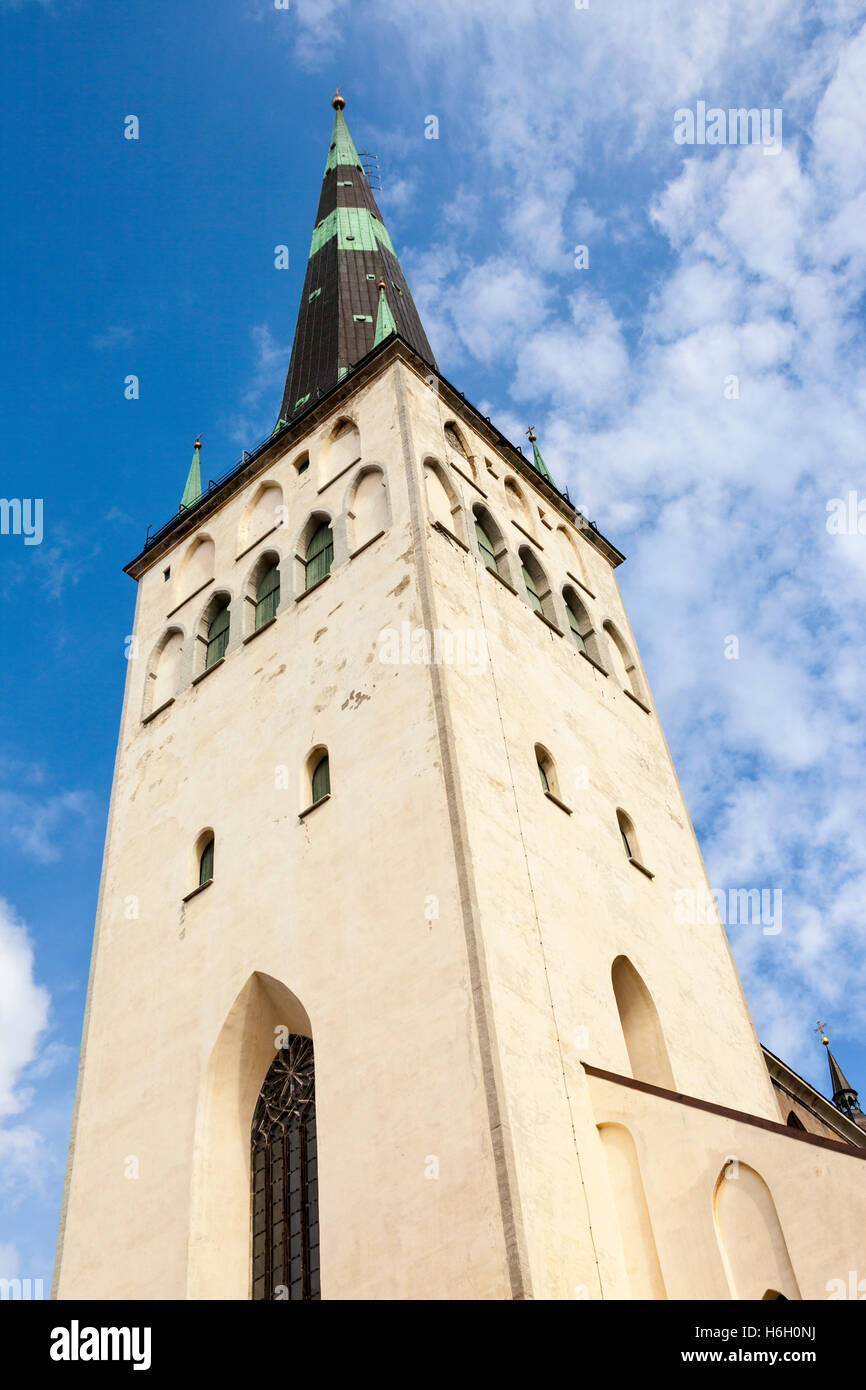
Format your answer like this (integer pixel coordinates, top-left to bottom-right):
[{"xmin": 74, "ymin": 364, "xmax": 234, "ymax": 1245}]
[{"xmin": 54, "ymin": 96, "xmax": 866, "ymax": 1302}]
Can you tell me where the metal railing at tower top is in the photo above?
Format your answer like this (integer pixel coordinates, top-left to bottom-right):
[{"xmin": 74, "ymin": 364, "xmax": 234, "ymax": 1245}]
[{"xmin": 136, "ymin": 334, "xmax": 600, "ymax": 561}]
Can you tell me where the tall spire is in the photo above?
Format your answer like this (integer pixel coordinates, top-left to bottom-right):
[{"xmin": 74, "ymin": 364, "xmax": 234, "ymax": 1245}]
[
  {"xmin": 821, "ymin": 1029, "xmax": 866, "ymax": 1129},
  {"xmin": 277, "ymin": 93, "xmax": 437, "ymax": 424},
  {"xmin": 526, "ymin": 426, "xmax": 555, "ymax": 486},
  {"xmin": 179, "ymin": 435, "xmax": 202, "ymax": 513}
]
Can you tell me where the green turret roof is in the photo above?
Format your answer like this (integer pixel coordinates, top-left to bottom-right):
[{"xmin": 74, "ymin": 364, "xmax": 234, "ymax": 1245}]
[
  {"xmin": 179, "ymin": 437, "xmax": 202, "ymax": 513},
  {"xmin": 374, "ymin": 279, "xmax": 397, "ymax": 345},
  {"xmin": 527, "ymin": 428, "xmax": 555, "ymax": 486}
]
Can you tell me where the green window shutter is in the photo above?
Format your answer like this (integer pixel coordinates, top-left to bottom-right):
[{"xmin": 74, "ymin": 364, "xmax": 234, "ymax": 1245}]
[
  {"xmin": 206, "ymin": 605, "xmax": 230, "ymax": 668},
  {"xmin": 311, "ymin": 755, "xmax": 330, "ymax": 804},
  {"xmin": 199, "ymin": 838, "xmax": 214, "ymax": 886},
  {"xmin": 537, "ymin": 760, "xmax": 550, "ymax": 794},
  {"xmin": 566, "ymin": 602, "xmax": 586, "ymax": 653},
  {"xmin": 305, "ymin": 523, "xmax": 334, "ymax": 589},
  {"xmin": 255, "ymin": 564, "xmax": 280, "ymax": 630},
  {"xmin": 522, "ymin": 564, "xmax": 542, "ymax": 613},
  {"xmin": 475, "ymin": 520, "xmax": 498, "ymax": 573}
]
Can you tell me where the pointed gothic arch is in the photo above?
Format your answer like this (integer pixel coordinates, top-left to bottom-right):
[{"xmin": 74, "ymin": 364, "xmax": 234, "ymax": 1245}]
[
  {"xmin": 611, "ymin": 955, "xmax": 675, "ymax": 1090},
  {"xmin": 713, "ymin": 1162, "xmax": 801, "ymax": 1300},
  {"xmin": 187, "ymin": 972, "xmax": 314, "ymax": 1300}
]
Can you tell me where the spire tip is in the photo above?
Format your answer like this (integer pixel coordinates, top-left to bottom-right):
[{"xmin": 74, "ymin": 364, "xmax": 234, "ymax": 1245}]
[{"xmin": 331, "ymin": 88, "xmax": 345, "ymax": 111}]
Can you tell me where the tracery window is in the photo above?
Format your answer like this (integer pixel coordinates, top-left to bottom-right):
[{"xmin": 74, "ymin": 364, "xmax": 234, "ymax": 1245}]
[{"xmin": 251, "ymin": 1036, "xmax": 319, "ymax": 1301}]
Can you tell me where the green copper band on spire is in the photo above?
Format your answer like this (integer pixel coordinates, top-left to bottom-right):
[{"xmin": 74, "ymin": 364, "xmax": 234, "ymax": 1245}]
[
  {"xmin": 374, "ymin": 282, "xmax": 397, "ymax": 345},
  {"xmin": 179, "ymin": 441, "xmax": 202, "ymax": 513},
  {"xmin": 308, "ymin": 206, "xmax": 395, "ymax": 260},
  {"xmin": 324, "ymin": 108, "xmax": 365, "ymax": 176}
]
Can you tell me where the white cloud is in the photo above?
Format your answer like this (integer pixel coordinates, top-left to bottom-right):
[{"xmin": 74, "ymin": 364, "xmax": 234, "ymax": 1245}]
[{"xmin": 0, "ymin": 899, "xmax": 50, "ymax": 1197}]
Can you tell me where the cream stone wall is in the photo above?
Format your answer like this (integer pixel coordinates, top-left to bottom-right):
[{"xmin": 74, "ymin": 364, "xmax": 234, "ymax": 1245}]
[{"xmin": 55, "ymin": 347, "xmax": 865, "ymax": 1300}]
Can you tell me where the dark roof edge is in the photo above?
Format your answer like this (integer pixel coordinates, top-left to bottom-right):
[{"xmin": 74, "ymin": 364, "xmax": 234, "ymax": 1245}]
[{"xmin": 124, "ymin": 333, "xmax": 624, "ymax": 580}]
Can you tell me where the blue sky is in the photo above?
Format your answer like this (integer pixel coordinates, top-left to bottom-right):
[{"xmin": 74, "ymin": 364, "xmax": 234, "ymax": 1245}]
[{"xmin": 2, "ymin": 0, "xmax": 865, "ymax": 1292}]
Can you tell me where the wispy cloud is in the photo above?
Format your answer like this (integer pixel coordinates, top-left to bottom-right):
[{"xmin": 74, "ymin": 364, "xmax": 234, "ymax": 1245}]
[
  {"xmin": 225, "ymin": 324, "xmax": 290, "ymax": 448},
  {"xmin": 91, "ymin": 325, "xmax": 134, "ymax": 352}
]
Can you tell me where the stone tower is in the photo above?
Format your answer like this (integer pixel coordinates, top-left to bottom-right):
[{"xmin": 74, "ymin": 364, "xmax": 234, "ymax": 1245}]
[{"xmin": 54, "ymin": 96, "xmax": 866, "ymax": 1302}]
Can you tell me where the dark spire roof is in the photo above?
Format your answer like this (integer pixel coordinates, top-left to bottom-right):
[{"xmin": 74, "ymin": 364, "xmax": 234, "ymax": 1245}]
[
  {"xmin": 822, "ymin": 1032, "xmax": 866, "ymax": 1128},
  {"xmin": 277, "ymin": 95, "xmax": 437, "ymax": 424}
]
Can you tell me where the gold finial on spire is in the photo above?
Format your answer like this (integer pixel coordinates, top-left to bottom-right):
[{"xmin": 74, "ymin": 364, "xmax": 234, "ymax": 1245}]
[
  {"xmin": 332, "ymin": 87, "xmax": 345, "ymax": 111},
  {"xmin": 377, "ymin": 278, "xmax": 387, "ymax": 291},
  {"xmin": 815, "ymin": 1020, "xmax": 829, "ymax": 1046},
  {"xmin": 193, "ymin": 434, "xmax": 202, "ymax": 450},
  {"xmin": 527, "ymin": 425, "xmax": 537, "ymax": 443}
]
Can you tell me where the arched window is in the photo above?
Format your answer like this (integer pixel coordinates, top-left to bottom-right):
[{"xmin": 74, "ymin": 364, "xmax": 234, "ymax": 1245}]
[
  {"xmin": 505, "ymin": 477, "xmax": 532, "ymax": 529},
  {"xmin": 311, "ymin": 753, "xmax": 330, "ymax": 805},
  {"xmin": 206, "ymin": 602, "xmax": 230, "ymax": 669},
  {"xmin": 305, "ymin": 522, "xmax": 334, "ymax": 589},
  {"xmin": 251, "ymin": 1035, "xmax": 319, "ymax": 1301},
  {"xmin": 199, "ymin": 836, "xmax": 214, "ymax": 887},
  {"xmin": 535, "ymin": 744, "xmax": 558, "ymax": 798},
  {"xmin": 611, "ymin": 956, "xmax": 675, "ymax": 1090},
  {"xmin": 786, "ymin": 1110, "xmax": 807, "ymax": 1132},
  {"xmin": 519, "ymin": 547, "xmax": 555, "ymax": 623},
  {"xmin": 255, "ymin": 563, "xmax": 280, "ymax": 629},
  {"xmin": 522, "ymin": 557, "xmax": 542, "ymax": 612},
  {"xmin": 475, "ymin": 516, "xmax": 498, "ymax": 572},
  {"xmin": 565, "ymin": 596, "xmax": 586, "ymax": 652},
  {"xmin": 562, "ymin": 586, "xmax": 604, "ymax": 669},
  {"xmin": 617, "ymin": 809, "xmax": 637, "ymax": 860}
]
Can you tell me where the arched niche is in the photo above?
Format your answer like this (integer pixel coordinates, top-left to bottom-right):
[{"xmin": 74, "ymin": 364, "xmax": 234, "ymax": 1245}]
[
  {"xmin": 603, "ymin": 619, "xmax": 645, "ymax": 702},
  {"xmin": 178, "ymin": 534, "xmax": 215, "ymax": 599},
  {"xmin": 239, "ymin": 480, "xmax": 283, "ymax": 552},
  {"xmin": 423, "ymin": 459, "xmax": 464, "ymax": 540},
  {"xmin": 504, "ymin": 476, "xmax": 531, "ymax": 528},
  {"xmin": 326, "ymin": 418, "xmax": 361, "ymax": 479},
  {"xmin": 713, "ymin": 1162, "xmax": 801, "ymax": 1301},
  {"xmin": 143, "ymin": 627, "xmax": 184, "ymax": 718},
  {"xmin": 598, "ymin": 1123, "xmax": 667, "ymax": 1299},
  {"xmin": 347, "ymin": 466, "xmax": 389, "ymax": 553},
  {"xmin": 558, "ymin": 523, "xmax": 587, "ymax": 581},
  {"xmin": 444, "ymin": 421, "xmax": 475, "ymax": 476},
  {"xmin": 611, "ymin": 955, "xmax": 675, "ymax": 1090},
  {"xmin": 187, "ymin": 972, "xmax": 313, "ymax": 1300}
]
